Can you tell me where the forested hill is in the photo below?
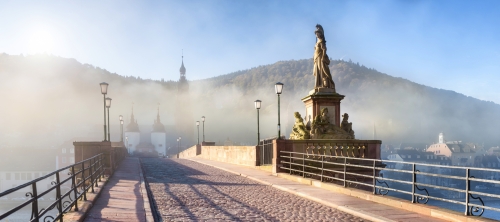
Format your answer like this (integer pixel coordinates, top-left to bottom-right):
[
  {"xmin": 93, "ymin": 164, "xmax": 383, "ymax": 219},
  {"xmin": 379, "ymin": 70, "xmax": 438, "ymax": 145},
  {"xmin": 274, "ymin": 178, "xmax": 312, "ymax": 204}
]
[
  {"xmin": 1, "ymin": 53, "xmax": 499, "ymax": 147},
  {"xmin": 195, "ymin": 59, "xmax": 500, "ymax": 146}
]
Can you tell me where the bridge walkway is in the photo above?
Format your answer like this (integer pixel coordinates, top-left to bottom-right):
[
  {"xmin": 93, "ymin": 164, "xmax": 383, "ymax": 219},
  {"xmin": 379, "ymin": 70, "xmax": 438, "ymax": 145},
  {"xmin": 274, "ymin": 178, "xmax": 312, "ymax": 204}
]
[
  {"xmin": 83, "ymin": 157, "xmax": 153, "ymax": 222},
  {"xmin": 184, "ymin": 158, "xmax": 447, "ymax": 222},
  {"xmin": 78, "ymin": 157, "xmax": 447, "ymax": 222}
]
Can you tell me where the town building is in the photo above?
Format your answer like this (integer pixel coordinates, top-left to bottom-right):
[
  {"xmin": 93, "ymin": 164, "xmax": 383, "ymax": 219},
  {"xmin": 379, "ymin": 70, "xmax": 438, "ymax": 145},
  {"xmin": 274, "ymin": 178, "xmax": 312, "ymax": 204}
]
[
  {"xmin": 0, "ymin": 148, "xmax": 57, "ymax": 194},
  {"xmin": 426, "ymin": 133, "xmax": 476, "ymax": 166},
  {"xmin": 124, "ymin": 108, "xmax": 141, "ymax": 154}
]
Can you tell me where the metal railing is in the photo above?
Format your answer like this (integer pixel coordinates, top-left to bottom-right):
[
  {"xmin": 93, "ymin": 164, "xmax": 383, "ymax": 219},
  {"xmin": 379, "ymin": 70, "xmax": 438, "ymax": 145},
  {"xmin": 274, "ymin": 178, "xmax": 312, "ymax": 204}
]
[
  {"xmin": 280, "ymin": 150, "xmax": 500, "ymax": 217},
  {"xmin": 259, "ymin": 137, "xmax": 275, "ymax": 165},
  {"xmin": 0, "ymin": 154, "xmax": 104, "ymax": 221}
]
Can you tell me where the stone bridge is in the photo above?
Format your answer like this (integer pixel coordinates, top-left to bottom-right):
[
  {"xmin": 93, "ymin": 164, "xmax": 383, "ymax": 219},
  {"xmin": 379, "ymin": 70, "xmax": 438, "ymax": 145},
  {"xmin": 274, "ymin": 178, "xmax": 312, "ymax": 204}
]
[{"xmin": 57, "ymin": 141, "xmax": 498, "ymax": 222}]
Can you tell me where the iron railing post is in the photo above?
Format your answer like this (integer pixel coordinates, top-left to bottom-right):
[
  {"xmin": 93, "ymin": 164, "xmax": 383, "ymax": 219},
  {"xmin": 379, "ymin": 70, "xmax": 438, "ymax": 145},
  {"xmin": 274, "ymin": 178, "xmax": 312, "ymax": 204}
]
[
  {"xmin": 302, "ymin": 153, "xmax": 305, "ymax": 178},
  {"xmin": 289, "ymin": 151, "xmax": 292, "ymax": 175},
  {"xmin": 465, "ymin": 168, "xmax": 470, "ymax": 215},
  {"xmin": 90, "ymin": 158, "xmax": 95, "ymax": 193},
  {"xmin": 321, "ymin": 154, "xmax": 324, "ymax": 182},
  {"xmin": 95, "ymin": 156, "xmax": 99, "ymax": 187},
  {"xmin": 373, "ymin": 160, "xmax": 376, "ymax": 194},
  {"xmin": 343, "ymin": 157, "xmax": 347, "ymax": 187},
  {"xmin": 71, "ymin": 166, "xmax": 79, "ymax": 211},
  {"xmin": 31, "ymin": 183, "xmax": 39, "ymax": 221},
  {"xmin": 412, "ymin": 163, "xmax": 416, "ymax": 203},
  {"xmin": 99, "ymin": 155, "xmax": 103, "ymax": 182},
  {"xmin": 56, "ymin": 171, "xmax": 63, "ymax": 221},
  {"xmin": 81, "ymin": 162, "xmax": 87, "ymax": 201}
]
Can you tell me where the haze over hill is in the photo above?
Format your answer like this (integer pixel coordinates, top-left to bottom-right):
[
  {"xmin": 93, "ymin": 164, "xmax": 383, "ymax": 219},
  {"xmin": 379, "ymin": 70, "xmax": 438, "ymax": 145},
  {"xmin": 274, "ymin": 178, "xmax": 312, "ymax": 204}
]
[{"xmin": 1, "ymin": 53, "xmax": 499, "ymax": 149}]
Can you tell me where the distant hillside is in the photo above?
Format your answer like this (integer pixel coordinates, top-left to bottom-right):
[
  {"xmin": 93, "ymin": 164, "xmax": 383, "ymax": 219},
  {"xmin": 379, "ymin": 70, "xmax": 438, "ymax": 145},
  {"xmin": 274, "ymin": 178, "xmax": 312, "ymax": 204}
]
[
  {"xmin": 194, "ymin": 59, "xmax": 500, "ymax": 146},
  {"xmin": 1, "ymin": 53, "xmax": 499, "ymax": 147}
]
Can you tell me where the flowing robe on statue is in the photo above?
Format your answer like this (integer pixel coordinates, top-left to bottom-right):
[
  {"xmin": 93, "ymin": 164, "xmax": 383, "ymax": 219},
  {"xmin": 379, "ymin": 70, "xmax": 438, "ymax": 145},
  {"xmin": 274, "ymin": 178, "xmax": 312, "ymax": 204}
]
[{"xmin": 313, "ymin": 39, "xmax": 335, "ymax": 89}]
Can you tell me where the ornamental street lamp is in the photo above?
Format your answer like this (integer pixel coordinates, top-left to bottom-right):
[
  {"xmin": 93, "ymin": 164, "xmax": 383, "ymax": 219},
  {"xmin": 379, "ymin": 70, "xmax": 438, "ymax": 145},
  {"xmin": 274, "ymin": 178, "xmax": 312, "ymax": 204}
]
[
  {"xmin": 255, "ymin": 99, "xmax": 262, "ymax": 164},
  {"xmin": 275, "ymin": 82, "xmax": 283, "ymax": 139},
  {"xmin": 125, "ymin": 136, "xmax": 129, "ymax": 154},
  {"xmin": 120, "ymin": 117, "xmax": 124, "ymax": 142},
  {"xmin": 196, "ymin": 121, "xmax": 200, "ymax": 145},
  {"xmin": 201, "ymin": 116, "xmax": 205, "ymax": 143},
  {"xmin": 254, "ymin": 100, "xmax": 261, "ymax": 145},
  {"xmin": 177, "ymin": 137, "xmax": 182, "ymax": 158},
  {"xmin": 100, "ymin": 82, "xmax": 109, "ymax": 141},
  {"xmin": 177, "ymin": 137, "xmax": 181, "ymax": 159},
  {"xmin": 105, "ymin": 97, "xmax": 112, "ymax": 141}
]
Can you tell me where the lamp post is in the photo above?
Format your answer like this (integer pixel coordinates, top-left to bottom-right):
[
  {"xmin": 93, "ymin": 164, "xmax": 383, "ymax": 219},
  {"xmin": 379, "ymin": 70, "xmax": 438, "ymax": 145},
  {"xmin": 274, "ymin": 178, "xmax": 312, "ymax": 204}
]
[
  {"xmin": 177, "ymin": 138, "xmax": 179, "ymax": 158},
  {"xmin": 255, "ymin": 100, "xmax": 262, "ymax": 164},
  {"xmin": 275, "ymin": 82, "xmax": 283, "ymax": 139},
  {"xmin": 177, "ymin": 137, "xmax": 182, "ymax": 158},
  {"xmin": 105, "ymin": 97, "xmax": 112, "ymax": 141},
  {"xmin": 125, "ymin": 136, "xmax": 129, "ymax": 154},
  {"xmin": 196, "ymin": 121, "xmax": 200, "ymax": 145},
  {"xmin": 254, "ymin": 100, "xmax": 261, "ymax": 145},
  {"xmin": 201, "ymin": 116, "xmax": 205, "ymax": 143},
  {"xmin": 119, "ymin": 115, "xmax": 123, "ymax": 142},
  {"xmin": 100, "ymin": 82, "xmax": 109, "ymax": 141}
]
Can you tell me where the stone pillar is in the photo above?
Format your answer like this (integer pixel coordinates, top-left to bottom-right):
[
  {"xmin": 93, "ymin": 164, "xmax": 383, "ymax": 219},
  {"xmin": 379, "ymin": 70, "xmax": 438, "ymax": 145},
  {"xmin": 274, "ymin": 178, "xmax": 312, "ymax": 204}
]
[
  {"xmin": 74, "ymin": 141, "xmax": 114, "ymax": 175},
  {"xmin": 302, "ymin": 90, "xmax": 345, "ymax": 127},
  {"xmin": 272, "ymin": 139, "xmax": 293, "ymax": 174},
  {"xmin": 196, "ymin": 144, "xmax": 201, "ymax": 155}
]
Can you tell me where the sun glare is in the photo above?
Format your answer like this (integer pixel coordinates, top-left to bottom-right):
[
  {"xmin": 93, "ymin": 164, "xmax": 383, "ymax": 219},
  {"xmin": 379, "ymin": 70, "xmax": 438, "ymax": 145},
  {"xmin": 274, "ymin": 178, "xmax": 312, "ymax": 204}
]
[{"xmin": 28, "ymin": 27, "xmax": 55, "ymax": 54}]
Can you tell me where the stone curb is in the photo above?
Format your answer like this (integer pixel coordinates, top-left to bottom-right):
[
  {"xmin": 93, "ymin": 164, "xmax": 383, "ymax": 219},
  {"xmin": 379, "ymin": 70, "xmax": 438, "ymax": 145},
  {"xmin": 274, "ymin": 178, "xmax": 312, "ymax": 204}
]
[
  {"xmin": 138, "ymin": 158, "xmax": 156, "ymax": 222},
  {"xmin": 186, "ymin": 158, "xmax": 394, "ymax": 222}
]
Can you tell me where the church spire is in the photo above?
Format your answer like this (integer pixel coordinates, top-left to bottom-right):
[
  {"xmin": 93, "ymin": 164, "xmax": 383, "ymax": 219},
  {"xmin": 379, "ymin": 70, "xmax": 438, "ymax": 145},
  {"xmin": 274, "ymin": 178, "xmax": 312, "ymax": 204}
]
[
  {"xmin": 152, "ymin": 103, "xmax": 165, "ymax": 132},
  {"xmin": 126, "ymin": 103, "xmax": 140, "ymax": 132},
  {"xmin": 130, "ymin": 104, "xmax": 135, "ymax": 123},
  {"xmin": 179, "ymin": 50, "xmax": 186, "ymax": 76},
  {"xmin": 156, "ymin": 103, "xmax": 161, "ymax": 123}
]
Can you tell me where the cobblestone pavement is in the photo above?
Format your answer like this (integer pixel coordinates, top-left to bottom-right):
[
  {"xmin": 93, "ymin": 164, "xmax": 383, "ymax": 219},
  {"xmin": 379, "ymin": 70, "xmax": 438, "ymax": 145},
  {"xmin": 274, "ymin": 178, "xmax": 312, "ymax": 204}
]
[{"xmin": 141, "ymin": 158, "xmax": 364, "ymax": 222}]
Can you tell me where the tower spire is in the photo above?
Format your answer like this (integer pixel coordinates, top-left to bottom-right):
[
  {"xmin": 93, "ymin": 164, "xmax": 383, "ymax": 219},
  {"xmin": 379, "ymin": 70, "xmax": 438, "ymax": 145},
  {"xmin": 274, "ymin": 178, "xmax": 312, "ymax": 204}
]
[
  {"xmin": 157, "ymin": 103, "xmax": 161, "ymax": 123},
  {"xmin": 130, "ymin": 103, "xmax": 135, "ymax": 122},
  {"xmin": 179, "ymin": 50, "xmax": 186, "ymax": 76}
]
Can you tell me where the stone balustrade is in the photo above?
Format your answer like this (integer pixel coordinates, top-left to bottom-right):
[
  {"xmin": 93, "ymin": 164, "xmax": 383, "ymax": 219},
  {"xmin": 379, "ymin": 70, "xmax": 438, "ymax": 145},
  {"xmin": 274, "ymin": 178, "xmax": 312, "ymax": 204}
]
[{"xmin": 178, "ymin": 145, "xmax": 259, "ymax": 167}]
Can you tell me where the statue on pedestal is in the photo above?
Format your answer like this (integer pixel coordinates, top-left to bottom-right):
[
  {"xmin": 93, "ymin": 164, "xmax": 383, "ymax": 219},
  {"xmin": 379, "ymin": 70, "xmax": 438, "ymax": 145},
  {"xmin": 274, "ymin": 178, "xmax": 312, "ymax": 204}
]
[
  {"xmin": 313, "ymin": 24, "xmax": 335, "ymax": 91},
  {"xmin": 289, "ymin": 112, "xmax": 311, "ymax": 140},
  {"xmin": 341, "ymin": 113, "xmax": 355, "ymax": 138},
  {"xmin": 291, "ymin": 25, "xmax": 356, "ymax": 140},
  {"xmin": 309, "ymin": 108, "xmax": 354, "ymax": 139}
]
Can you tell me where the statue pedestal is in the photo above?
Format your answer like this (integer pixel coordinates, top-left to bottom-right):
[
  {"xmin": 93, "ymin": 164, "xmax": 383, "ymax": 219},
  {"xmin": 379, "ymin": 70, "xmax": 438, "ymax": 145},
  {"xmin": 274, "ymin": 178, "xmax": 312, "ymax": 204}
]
[{"xmin": 302, "ymin": 89, "xmax": 345, "ymax": 127}]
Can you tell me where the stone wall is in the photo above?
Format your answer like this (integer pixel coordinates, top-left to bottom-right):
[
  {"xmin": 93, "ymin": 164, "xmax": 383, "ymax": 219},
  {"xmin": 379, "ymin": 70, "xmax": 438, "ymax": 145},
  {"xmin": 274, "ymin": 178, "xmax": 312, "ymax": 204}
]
[
  {"xmin": 178, "ymin": 144, "xmax": 200, "ymax": 158},
  {"xmin": 201, "ymin": 146, "xmax": 258, "ymax": 166},
  {"xmin": 178, "ymin": 145, "xmax": 259, "ymax": 167},
  {"xmin": 73, "ymin": 141, "xmax": 128, "ymax": 175},
  {"xmin": 273, "ymin": 139, "xmax": 382, "ymax": 174}
]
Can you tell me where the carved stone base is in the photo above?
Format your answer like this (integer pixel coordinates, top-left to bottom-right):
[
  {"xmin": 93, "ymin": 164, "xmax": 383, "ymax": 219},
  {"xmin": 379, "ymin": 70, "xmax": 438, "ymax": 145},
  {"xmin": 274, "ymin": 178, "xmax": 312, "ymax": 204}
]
[
  {"xmin": 302, "ymin": 91, "xmax": 345, "ymax": 127},
  {"xmin": 309, "ymin": 87, "xmax": 336, "ymax": 95},
  {"xmin": 310, "ymin": 124, "xmax": 354, "ymax": 139}
]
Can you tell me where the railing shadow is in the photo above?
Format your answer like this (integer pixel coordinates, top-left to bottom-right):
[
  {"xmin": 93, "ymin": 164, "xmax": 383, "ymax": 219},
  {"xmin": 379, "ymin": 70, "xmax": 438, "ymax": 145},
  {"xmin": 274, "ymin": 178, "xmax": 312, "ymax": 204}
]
[
  {"xmin": 141, "ymin": 158, "xmax": 279, "ymax": 221},
  {"xmin": 83, "ymin": 157, "xmax": 144, "ymax": 222}
]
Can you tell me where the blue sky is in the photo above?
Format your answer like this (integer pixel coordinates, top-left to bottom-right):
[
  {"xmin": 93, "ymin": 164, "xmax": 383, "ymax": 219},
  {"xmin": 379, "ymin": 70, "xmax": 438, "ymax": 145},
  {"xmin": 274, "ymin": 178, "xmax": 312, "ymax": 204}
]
[{"xmin": 1, "ymin": 0, "xmax": 500, "ymax": 103}]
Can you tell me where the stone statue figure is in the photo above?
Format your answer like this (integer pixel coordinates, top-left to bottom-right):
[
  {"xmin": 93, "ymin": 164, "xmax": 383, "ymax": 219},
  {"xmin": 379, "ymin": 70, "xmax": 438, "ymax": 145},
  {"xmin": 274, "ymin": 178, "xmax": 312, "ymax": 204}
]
[
  {"xmin": 313, "ymin": 24, "xmax": 335, "ymax": 91},
  {"xmin": 289, "ymin": 112, "xmax": 310, "ymax": 140},
  {"xmin": 311, "ymin": 108, "xmax": 333, "ymax": 136},
  {"xmin": 309, "ymin": 108, "xmax": 354, "ymax": 139},
  {"xmin": 341, "ymin": 113, "xmax": 355, "ymax": 138}
]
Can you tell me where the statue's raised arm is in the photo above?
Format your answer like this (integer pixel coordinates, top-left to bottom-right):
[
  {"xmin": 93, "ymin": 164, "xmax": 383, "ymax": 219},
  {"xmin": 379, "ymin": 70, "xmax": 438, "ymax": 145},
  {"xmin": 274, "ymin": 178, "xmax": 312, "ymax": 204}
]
[{"xmin": 313, "ymin": 24, "xmax": 335, "ymax": 91}]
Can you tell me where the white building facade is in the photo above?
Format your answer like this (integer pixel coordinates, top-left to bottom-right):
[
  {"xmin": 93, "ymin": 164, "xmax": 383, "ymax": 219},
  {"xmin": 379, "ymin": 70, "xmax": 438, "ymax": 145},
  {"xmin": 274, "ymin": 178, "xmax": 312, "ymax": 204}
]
[{"xmin": 124, "ymin": 110, "xmax": 141, "ymax": 154}]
